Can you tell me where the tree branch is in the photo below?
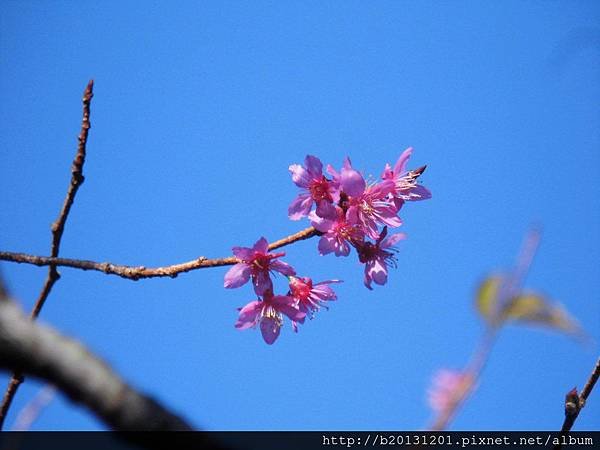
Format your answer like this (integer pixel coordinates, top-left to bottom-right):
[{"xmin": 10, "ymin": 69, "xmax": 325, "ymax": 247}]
[
  {"xmin": 34, "ymin": 78, "xmax": 93, "ymax": 319},
  {"xmin": 0, "ymin": 80, "xmax": 94, "ymax": 429},
  {"xmin": 553, "ymin": 357, "xmax": 600, "ymax": 450},
  {"xmin": 0, "ymin": 226, "xmax": 320, "ymax": 281},
  {"xmin": 0, "ymin": 296, "xmax": 193, "ymax": 432}
]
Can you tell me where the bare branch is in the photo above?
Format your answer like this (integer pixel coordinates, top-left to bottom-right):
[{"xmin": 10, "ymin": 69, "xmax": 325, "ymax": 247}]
[
  {"xmin": 33, "ymin": 79, "xmax": 94, "ymax": 319},
  {"xmin": 0, "ymin": 226, "xmax": 320, "ymax": 281},
  {"xmin": 0, "ymin": 297, "xmax": 193, "ymax": 432},
  {"xmin": 554, "ymin": 357, "xmax": 600, "ymax": 450},
  {"xmin": 0, "ymin": 80, "xmax": 94, "ymax": 428},
  {"xmin": 580, "ymin": 357, "xmax": 600, "ymax": 404}
]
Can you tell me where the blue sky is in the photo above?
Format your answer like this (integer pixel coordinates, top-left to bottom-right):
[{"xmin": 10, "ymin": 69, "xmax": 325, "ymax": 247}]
[{"xmin": 1, "ymin": 1, "xmax": 599, "ymax": 431}]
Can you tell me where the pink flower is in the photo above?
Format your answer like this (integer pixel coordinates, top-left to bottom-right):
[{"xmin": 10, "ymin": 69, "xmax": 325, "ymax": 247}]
[
  {"xmin": 224, "ymin": 237, "xmax": 296, "ymax": 295},
  {"xmin": 288, "ymin": 155, "xmax": 338, "ymax": 220},
  {"xmin": 382, "ymin": 147, "xmax": 431, "ymax": 209},
  {"xmin": 309, "ymin": 208, "xmax": 363, "ymax": 256},
  {"xmin": 357, "ymin": 227, "xmax": 406, "ymax": 289},
  {"xmin": 346, "ymin": 180, "xmax": 402, "ymax": 240},
  {"xmin": 333, "ymin": 157, "xmax": 401, "ymax": 240},
  {"xmin": 288, "ymin": 276, "xmax": 341, "ymax": 316},
  {"xmin": 235, "ymin": 290, "xmax": 306, "ymax": 345},
  {"xmin": 427, "ymin": 369, "xmax": 472, "ymax": 413}
]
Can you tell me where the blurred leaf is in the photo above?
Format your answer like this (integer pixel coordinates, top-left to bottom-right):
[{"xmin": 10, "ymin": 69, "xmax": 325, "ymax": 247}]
[
  {"xmin": 475, "ymin": 276, "xmax": 586, "ymax": 338},
  {"xmin": 505, "ymin": 293, "xmax": 585, "ymax": 337},
  {"xmin": 475, "ymin": 276, "xmax": 503, "ymax": 324}
]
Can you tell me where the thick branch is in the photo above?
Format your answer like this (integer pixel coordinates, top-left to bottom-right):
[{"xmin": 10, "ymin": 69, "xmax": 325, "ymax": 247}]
[
  {"xmin": 0, "ymin": 80, "xmax": 95, "ymax": 430},
  {"xmin": 0, "ymin": 298, "xmax": 192, "ymax": 432},
  {"xmin": 0, "ymin": 226, "xmax": 320, "ymax": 281}
]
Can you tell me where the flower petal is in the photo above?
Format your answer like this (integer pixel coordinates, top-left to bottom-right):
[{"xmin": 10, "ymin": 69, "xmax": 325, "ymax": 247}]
[
  {"xmin": 279, "ymin": 305, "xmax": 307, "ymax": 323},
  {"xmin": 394, "ymin": 147, "xmax": 413, "ymax": 175},
  {"xmin": 224, "ymin": 263, "xmax": 251, "ymax": 289},
  {"xmin": 315, "ymin": 199, "xmax": 337, "ymax": 220},
  {"xmin": 369, "ymin": 179, "xmax": 396, "ymax": 198},
  {"xmin": 377, "ymin": 209, "xmax": 403, "ymax": 228},
  {"xmin": 271, "ymin": 295, "xmax": 307, "ymax": 322},
  {"xmin": 346, "ymin": 205, "xmax": 359, "ymax": 224},
  {"xmin": 318, "ymin": 235, "xmax": 337, "ymax": 255},
  {"xmin": 311, "ymin": 284, "xmax": 337, "ymax": 301},
  {"xmin": 304, "ymin": 155, "xmax": 323, "ymax": 178},
  {"xmin": 407, "ymin": 184, "xmax": 432, "ymax": 201},
  {"xmin": 326, "ymin": 164, "xmax": 340, "ymax": 181},
  {"xmin": 235, "ymin": 301, "xmax": 263, "ymax": 329},
  {"xmin": 334, "ymin": 239, "xmax": 351, "ymax": 257},
  {"xmin": 382, "ymin": 232, "xmax": 407, "ymax": 248},
  {"xmin": 381, "ymin": 162, "xmax": 394, "ymax": 180},
  {"xmin": 315, "ymin": 279, "xmax": 342, "ymax": 286},
  {"xmin": 340, "ymin": 166, "xmax": 366, "ymax": 197},
  {"xmin": 369, "ymin": 259, "xmax": 388, "ymax": 285},
  {"xmin": 364, "ymin": 272, "xmax": 373, "ymax": 290},
  {"xmin": 252, "ymin": 270, "xmax": 273, "ymax": 296},
  {"xmin": 270, "ymin": 259, "xmax": 296, "ymax": 276},
  {"xmin": 289, "ymin": 164, "xmax": 311, "ymax": 188},
  {"xmin": 270, "ymin": 294, "xmax": 296, "ymax": 307},
  {"xmin": 309, "ymin": 211, "xmax": 334, "ymax": 232},
  {"xmin": 393, "ymin": 197, "xmax": 405, "ymax": 211},
  {"xmin": 260, "ymin": 317, "xmax": 281, "ymax": 345},
  {"xmin": 231, "ymin": 246, "xmax": 253, "ymax": 260},
  {"xmin": 288, "ymin": 194, "xmax": 313, "ymax": 220},
  {"xmin": 363, "ymin": 216, "xmax": 380, "ymax": 240},
  {"xmin": 252, "ymin": 237, "xmax": 270, "ymax": 254}
]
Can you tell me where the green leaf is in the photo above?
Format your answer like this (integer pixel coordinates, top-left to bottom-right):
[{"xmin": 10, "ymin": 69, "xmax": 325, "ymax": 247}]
[
  {"xmin": 475, "ymin": 275, "xmax": 586, "ymax": 338},
  {"xmin": 475, "ymin": 276, "xmax": 503, "ymax": 324},
  {"xmin": 504, "ymin": 293, "xmax": 585, "ymax": 337}
]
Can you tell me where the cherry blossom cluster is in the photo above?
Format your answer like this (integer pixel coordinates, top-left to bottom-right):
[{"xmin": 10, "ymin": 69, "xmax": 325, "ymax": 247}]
[
  {"xmin": 223, "ymin": 148, "xmax": 429, "ymax": 345},
  {"xmin": 289, "ymin": 147, "xmax": 430, "ymax": 289},
  {"xmin": 224, "ymin": 237, "xmax": 340, "ymax": 344}
]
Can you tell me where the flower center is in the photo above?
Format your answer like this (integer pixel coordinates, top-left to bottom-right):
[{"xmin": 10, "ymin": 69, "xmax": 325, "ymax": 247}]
[
  {"xmin": 250, "ymin": 251, "xmax": 284, "ymax": 270},
  {"xmin": 290, "ymin": 278, "xmax": 312, "ymax": 301},
  {"xmin": 252, "ymin": 254, "xmax": 271, "ymax": 270},
  {"xmin": 262, "ymin": 306, "xmax": 283, "ymax": 327},
  {"xmin": 309, "ymin": 177, "xmax": 332, "ymax": 202},
  {"xmin": 358, "ymin": 242, "xmax": 378, "ymax": 262},
  {"xmin": 360, "ymin": 199, "xmax": 374, "ymax": 215}
]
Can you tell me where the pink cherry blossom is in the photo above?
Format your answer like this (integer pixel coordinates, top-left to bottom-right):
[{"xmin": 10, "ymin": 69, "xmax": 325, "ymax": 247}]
[
  {"xmin": 224, "ymin": 237, "xmax": 295, "ymax": 295},
  {"xmin": 288, "ymin": 276, "xmax": 341, "ymax": 316},
  {"xmin": 382, "ymin": 147, "xmax": 431, "ymax": 209},
  {"xmin": 357, "ymin": 227, "xmax": 406, "ymax": 290},
  {"xmin": 427, "ymin": 369, "xmax": 473, "ymax": 413},
  {"xmin": 329, "ymin": 157, "xmax": 402, "ymax": 240},
  {"xmin": 288, "ymin": 155, "xmax": 338, "ymax": 220},
  {"xmin": 235, "ymin": 290, "xmax": 306, "ymax": 345},
  {"xmin": 346, "ymin": 180, "xmax": 402, "ymax": 240},
  {"xmin": 309, "ymin": 208, "xmax": 363, "ymax": 256}
]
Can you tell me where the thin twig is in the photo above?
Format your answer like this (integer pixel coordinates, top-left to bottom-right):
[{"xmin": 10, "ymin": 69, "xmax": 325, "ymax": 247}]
[
  {"xmin": 31, "ymin": 79, "xmax": 94, "ymax": 319},
  {"xmin": 428, "ymin": 327, "xmax": 498, "ymax": 431},
  {"xmin": 0, "ymin": 226, "xmax": 320, "ymax": 281},
  {"xmin": 580, "ymin": 357, "xmax": 600, "ymax": 403},
  {"xmin": 554, "ymin": 357, "xmax": 600, "ymax": 450},
  {"xmin": 429, "ymin": 229, "xmax": 541, "ymax": 431},
  {"xmin": 0, "ymin": 80, "xmax": 94, "ymax": 430}
]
